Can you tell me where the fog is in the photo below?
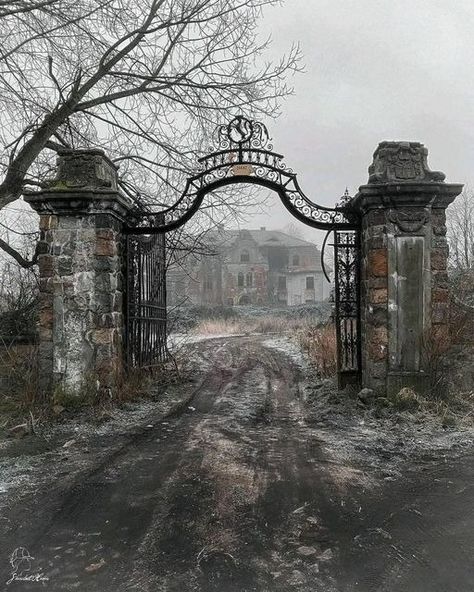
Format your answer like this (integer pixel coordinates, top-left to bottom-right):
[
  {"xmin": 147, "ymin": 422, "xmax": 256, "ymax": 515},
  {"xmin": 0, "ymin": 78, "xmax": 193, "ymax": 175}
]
[
  {"xmin": 2, "ymin": 1, "xmax": 473, "ymax": 251},
  {"xmin": 242, "ymin": 0, "xmax": 474, "ymax": 243}
]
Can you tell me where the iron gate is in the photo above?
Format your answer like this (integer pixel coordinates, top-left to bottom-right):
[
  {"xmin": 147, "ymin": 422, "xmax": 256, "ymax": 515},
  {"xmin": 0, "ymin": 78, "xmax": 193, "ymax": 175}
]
[
  {"xmin": 333, "ymin": 230, "xmax": 361, "ymax": 386},
  {"xmin": 124, "ymin": 116, "xmax": 362, "ymax": 385},
  {"xmin": 125, "ymin": 224, "xmax": 167, "ymax": 369}
]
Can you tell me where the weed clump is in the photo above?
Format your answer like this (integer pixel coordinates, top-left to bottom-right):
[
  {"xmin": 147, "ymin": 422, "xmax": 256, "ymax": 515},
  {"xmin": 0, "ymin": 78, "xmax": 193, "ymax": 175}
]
[{"xmin": 390, "ymin": 387, "xmax": 422, "ymax": 412}]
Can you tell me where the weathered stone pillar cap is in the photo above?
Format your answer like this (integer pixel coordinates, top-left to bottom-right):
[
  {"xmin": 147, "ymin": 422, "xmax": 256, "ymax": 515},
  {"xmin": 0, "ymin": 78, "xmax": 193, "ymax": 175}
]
[
  {"xmin": 367, "ymin": 141, "xmax": 445, "ymax": 184},
  {"xmin": 350, "ymin": 141, "xmax": 463, "ymax": 211},
  {"xmin": 23, "ymin": 148, "xmax": 135, "ymax": 221}
]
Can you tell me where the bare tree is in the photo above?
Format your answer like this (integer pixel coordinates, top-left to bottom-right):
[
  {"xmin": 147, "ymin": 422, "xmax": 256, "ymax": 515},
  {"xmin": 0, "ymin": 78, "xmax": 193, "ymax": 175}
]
[
  {"xmin": 0, "ymin": 247, "xmax": 39, "ymax": 337},
  {"xmin": 447, "ymin": 186, "xmax": 474, "ymax": 311},
  {"xmin": 0, "ymin": 0, "xmax": 300, "ymax": 265},
  {"xmin": 447, "ymin": 186, "xmax": 474, "ymax": 271}
]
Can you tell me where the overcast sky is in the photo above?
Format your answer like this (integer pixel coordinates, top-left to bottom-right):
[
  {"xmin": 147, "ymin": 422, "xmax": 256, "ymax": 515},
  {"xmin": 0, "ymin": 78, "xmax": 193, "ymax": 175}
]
[
  {"xmin": 3, "ymin": 1, "xmax": 473, "ymax": 252},
  {"xmin": 244, "ymin": 0, "xmax": 474, "ymax": 242}
]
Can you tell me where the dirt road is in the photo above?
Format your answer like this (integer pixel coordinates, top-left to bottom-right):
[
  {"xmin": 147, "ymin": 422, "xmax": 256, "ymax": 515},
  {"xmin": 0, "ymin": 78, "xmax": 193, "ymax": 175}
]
[{"xmin": 1, "ymin": 336, "xmax": 473, "ymax": 591}]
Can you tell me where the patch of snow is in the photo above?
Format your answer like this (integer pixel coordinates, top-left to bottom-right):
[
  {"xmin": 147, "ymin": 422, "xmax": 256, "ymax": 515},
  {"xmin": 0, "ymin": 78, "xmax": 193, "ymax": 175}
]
[
  {"xmin": 262, "ymin": 336, "xmax": 309, "ymax": 369},
  {"xmin": 168, "ymin": 332, "xmax": 246, "ymax": 351}
]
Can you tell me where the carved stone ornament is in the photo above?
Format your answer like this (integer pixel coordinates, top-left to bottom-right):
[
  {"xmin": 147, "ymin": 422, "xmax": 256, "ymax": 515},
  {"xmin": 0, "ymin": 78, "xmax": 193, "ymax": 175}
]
[
  {"xmin": 388, "ymin": 208, "xmax": 429, "ymax": 233},
  {"xmin": 53, "ymin": 150, "xmax": 118, "ymax": 190},
  {"xmin": 368, "ymin": 141, "xmax": 446, "ymax": 184}
]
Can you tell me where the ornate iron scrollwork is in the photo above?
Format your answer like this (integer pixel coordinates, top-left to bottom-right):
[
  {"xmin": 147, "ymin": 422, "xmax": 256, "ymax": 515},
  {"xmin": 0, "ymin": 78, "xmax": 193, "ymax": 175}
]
[
  {"xmin": 333, "ymin": 231, "xmax": 361, "ymax": 380},
  {"xmin": 214, "ymin": 115, "xmax": 273, "ymax": 151},
  {"xmin": 127, "ymin": 115, "xmax": 358, "ymax": 233},
  {"xmin": 124, "ymin": 116, "xmax": 362, "ymax": 386}
]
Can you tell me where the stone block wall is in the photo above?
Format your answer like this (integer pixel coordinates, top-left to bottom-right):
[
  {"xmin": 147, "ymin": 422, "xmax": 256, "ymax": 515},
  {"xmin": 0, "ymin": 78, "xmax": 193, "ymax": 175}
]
[
  {"xmin": 359, "ymin": 210, "xmax": 389, "ymax": 391},
  {"xmin": 352, "ymin": 142, "xmax": 462, "ymax": 395},
  {"xmin": 37, "ymin": 214, "xmax": 124, "ymax": 392},
  {"xmin": 25, "ymin": 150, "xmax": 133, "ymax": 395}
]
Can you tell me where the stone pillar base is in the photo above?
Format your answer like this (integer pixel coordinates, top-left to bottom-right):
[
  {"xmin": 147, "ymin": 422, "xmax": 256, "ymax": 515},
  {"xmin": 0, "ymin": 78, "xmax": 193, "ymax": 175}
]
[
  {"xmin": 25, "ymin": 150, "xmax": 133, "ymax": 396},
  {"xmin": 387, "ymin": 372, "xmax": 430, "ymax": 398},
  {"xmin": 351, "ymin": 141, "xmax": 462, "ymax": 396}
]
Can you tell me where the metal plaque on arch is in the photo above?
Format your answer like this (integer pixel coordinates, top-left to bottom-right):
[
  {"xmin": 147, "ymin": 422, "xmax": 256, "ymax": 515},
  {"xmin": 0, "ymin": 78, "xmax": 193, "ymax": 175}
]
[{"xmin": 123, "ymin": 115, "xmax": 362, "ymax": 385}]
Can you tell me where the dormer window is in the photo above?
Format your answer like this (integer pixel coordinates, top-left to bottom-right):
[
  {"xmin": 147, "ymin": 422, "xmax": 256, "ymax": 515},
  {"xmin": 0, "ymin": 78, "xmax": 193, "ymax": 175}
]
[{"xmin": 240, "ymin": 250, "xmax": 250, "ymax": 263}]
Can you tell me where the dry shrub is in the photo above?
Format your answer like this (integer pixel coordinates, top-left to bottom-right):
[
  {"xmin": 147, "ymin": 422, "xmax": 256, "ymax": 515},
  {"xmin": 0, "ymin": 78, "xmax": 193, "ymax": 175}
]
[
  {"xmin": 113, "ymin": 367, "xmax": 156, "ymax": 405},
  {"xmin": 193, "ymin": 319, "xmax": 244, "ymax": 335},
  {"xmin": 0, "ymin": 341, "xmax": 39, "ymax": 421},
  {"xmin": 391, "ymin": 387, "xmax": 422, "ymax": 411},
  {"xmin": 449, "ymin": 298, "xmax": 474, "ymax": 346},
  {"xmin": 193, "ymin": 315, "xmax": 309, "ymax": 336},
  {"xmin": 421, "ymin": 296, "xmax": 474, "ymax": 399},
  {"xmin": 298, "ymin": 323, "xmax": 337, "ymax": 377},
  {"xmin": 421, "ymin": 325, "xmax": 452, "ymax": 399}
]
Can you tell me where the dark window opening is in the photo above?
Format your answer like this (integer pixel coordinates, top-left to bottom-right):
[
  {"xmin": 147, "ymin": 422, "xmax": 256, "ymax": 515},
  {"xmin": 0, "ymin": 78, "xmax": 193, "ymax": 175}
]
[
  {"xmin": 240, "ymin": 250, "xmax": 250, "ymax": 263},
  {"xmin": 306, "ymin": 276, "xmax": 315, "ymax": 289},
  {"xmin": 246, "ymin": 272, "xmax": 253, "ymax": 287},
  {"xmin": 278, "ymin": 276, "xmax": 287, "ymax": 290},
  {"xmin": 238, "ymin": 272, "xmax": 244, "ymax": 287},
  {"xmin": 292, "ymin": 255, "xmax": 300, "ymax": 266}
]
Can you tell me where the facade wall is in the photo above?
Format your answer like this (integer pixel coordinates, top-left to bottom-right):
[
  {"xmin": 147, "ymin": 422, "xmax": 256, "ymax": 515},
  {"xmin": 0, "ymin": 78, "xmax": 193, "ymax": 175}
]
[
  {"xmin": 167, "ymin": 230, "xmax": 331, "ymax": 306},
  {"xmin": 286, "ymin": 272, "xmax": 330, "ymax": 305}
]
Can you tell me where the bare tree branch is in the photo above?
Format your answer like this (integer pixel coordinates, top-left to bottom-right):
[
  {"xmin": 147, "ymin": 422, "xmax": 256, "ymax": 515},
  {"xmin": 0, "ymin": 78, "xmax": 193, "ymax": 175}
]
[{"xmin": 0, "ymin": 0, "xmax": 301, "ymax": 267}]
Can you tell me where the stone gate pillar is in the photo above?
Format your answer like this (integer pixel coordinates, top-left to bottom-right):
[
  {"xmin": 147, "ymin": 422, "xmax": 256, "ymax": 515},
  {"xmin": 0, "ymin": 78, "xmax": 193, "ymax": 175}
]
[
  {"xmin": 25, "ymin": 150, "xmax": 133, "ymax": 396},
  {"xmin": 351, "ymin": 142, "xmax": 462, "ymax": 395}
]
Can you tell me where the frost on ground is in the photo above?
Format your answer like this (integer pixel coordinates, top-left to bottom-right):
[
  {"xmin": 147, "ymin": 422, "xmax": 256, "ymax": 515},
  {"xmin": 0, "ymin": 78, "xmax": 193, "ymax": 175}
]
[
  {"xmin": 175, "ymin": 333, "xmax": 474, "ymax": 482},
  {"xmin": 0, "ymin": 334, "xmax": 473, "ymax": 592},
  {"xmin": 0, "ymin": 378, "xmax": 200, "ymax": 519},
  {"xmin": 265, "ymin": 336, "xmax": 474, "ymax": 479},
  {"xmin": 0, "ymin": 333, "xmax": 473, "ymax": 542},
  {"xmin": 262, "ymin": 336, "xmax": 309, "ymax": 369},
  {"xmin": 168, "ymin": 332, "xmax": 246, "ymax": 351}
]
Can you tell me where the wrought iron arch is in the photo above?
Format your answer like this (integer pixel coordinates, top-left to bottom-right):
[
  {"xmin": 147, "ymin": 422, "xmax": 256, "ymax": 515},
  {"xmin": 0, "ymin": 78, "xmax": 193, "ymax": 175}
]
[
  {"xmin": 125, "ymin": 115, "xmax": 358, "ymax": 234},
  {"xmin": 125, "ymin": 116, "xmax": 361, "ymax": 387}
]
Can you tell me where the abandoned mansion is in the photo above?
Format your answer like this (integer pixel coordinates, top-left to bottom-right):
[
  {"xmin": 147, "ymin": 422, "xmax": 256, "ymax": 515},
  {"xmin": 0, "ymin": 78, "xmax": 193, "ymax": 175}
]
[{"xmin": 167, "ymin": 227, "xmax": 331, "ymax": 306}]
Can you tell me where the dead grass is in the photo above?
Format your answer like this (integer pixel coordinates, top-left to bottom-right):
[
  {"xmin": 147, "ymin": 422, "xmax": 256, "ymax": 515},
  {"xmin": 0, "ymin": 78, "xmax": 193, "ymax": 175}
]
[
  {"xmin": 0, "ymin": 340, "xmax": 186, "ymax": 430},
  {"xmin": 193, "ymin": 316, "xmax": 317, "ymax": 337},
  {"xmin": 193, "ymin": 315, "xmax": 338, "ymax": 378},
  {"xmin": 0, "ymin": 342, "xmax": 39, "ymax": 412},
  {"xmin": 297, "ymin": 323, "xmax": 337, "ymax": 377},
  {"xmin": 193, "ymin": 318, "xmax": 246, "ymax": 335}
]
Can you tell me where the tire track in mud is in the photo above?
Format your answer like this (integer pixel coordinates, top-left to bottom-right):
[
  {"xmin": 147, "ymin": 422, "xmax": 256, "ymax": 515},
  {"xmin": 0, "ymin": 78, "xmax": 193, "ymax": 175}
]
[
  {"xmin": 1, "ymin": 336, "xmax": 473, "ymax": 592},
  {"xmin": 11, "ymin": 337, "xmax": 338, "ymax": 591}
]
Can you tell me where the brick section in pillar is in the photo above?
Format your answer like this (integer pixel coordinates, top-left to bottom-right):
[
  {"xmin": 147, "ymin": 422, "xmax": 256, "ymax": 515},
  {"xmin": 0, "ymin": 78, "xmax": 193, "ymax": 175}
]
[
  {"xmin": 25, "ymin": 149, "xmax": 134, "ymax": 395},
  {"xmin": 351, "ymin": 141, "xmax": 462, "ymax": 395}
]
